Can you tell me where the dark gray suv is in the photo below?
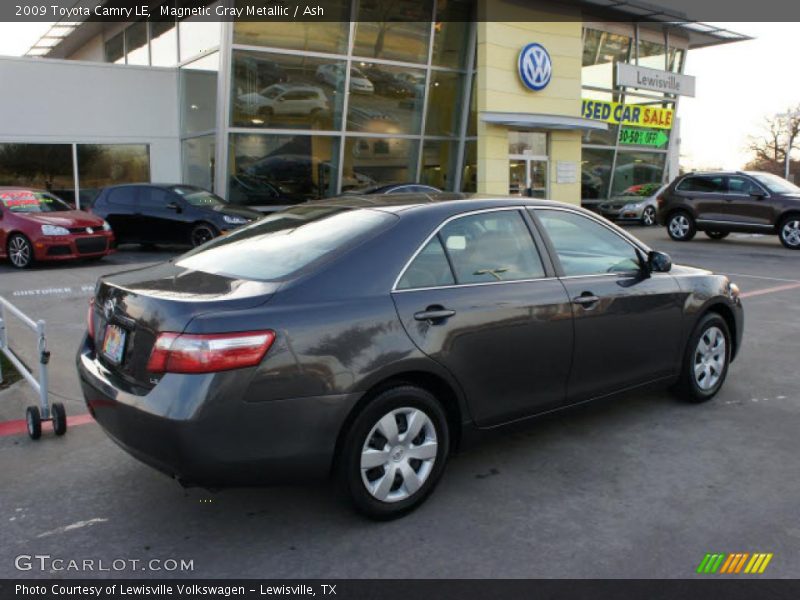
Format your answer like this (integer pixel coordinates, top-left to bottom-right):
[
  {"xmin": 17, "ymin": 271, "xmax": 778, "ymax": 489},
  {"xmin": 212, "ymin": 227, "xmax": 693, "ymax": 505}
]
[{"xmin": 657, "ymin": 171, "xmax": 800, "ymax": 249}]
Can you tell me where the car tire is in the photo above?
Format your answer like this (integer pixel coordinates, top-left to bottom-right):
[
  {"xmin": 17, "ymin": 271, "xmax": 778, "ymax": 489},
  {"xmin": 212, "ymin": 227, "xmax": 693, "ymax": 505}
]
[
  {"xmin": 705, "ymin": 231, "xmax": 729, "ymax": 240},
  {"xmin": 340, "ymin": 385, "xmax": 450, "ymax": 520},
  {"xmin": 667, "ymin": 211, "xmax": 696, "ymax": 241},
  {"xmin": 672, "ymin": 313, "xmax": 731, "ymax": 403},
  {"xmin": 7, "ymin": 233, "xmax": 34, "ymax": 269},
  {"xmin": 51, "ymin": 402, "xmax": 67, "ymax": 436},
  {"xmin": 778, "ymin": 215, "xmax": 800, "ymax": 250},
  {"xmin": 190, "ymin": 223, "xmax": 218, "ymax": 248},
  {"xmin": 641, "ymin": 206, "xmax": 657, "ymax": 227}
]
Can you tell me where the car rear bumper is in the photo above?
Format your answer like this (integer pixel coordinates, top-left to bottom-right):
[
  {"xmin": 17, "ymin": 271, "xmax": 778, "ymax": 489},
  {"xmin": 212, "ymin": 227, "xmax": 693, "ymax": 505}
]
[
  {"xmin": 76, "ymin": 337, "xmax": 360, "ymax": 486},
  {"xmin": 33, "ymin": 234, "xmax": 115, "ymax": 261}
]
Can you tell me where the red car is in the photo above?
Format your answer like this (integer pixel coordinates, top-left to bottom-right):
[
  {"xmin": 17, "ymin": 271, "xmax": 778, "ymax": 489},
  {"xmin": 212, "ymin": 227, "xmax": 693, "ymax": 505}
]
[{"xmin": 0, "ymin": 187, "xmax": 115, "ymax": 269}]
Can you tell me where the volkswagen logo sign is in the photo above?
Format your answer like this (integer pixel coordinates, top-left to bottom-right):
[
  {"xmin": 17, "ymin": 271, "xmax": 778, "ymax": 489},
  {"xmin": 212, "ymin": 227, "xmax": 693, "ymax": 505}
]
[
  {"xmin": 518, "ymin": 43, "xmax": 552, "ymax": 91},
  {"xmin": 103, "ymin": 299, "xmax": 116, "ymax": 321}
]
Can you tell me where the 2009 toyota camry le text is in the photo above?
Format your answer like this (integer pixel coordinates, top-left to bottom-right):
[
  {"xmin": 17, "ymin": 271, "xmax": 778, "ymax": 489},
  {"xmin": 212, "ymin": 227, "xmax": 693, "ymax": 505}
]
[{"xmin": 76, "ymin": 195, "xmax": 743, "ymax": 519}]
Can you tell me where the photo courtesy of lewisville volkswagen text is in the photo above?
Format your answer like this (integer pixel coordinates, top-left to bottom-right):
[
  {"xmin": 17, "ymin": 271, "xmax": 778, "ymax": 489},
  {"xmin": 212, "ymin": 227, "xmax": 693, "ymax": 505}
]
[{"xmin": 0, "ymin": 0, "xmax": 799, "ymax": 598}]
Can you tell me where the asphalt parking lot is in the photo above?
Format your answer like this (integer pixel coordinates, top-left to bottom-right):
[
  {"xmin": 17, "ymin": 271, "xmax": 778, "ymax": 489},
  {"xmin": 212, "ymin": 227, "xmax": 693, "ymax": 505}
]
[{"xmin": 1, "ymin": 229, "xmax": 799, "ymax": 579}]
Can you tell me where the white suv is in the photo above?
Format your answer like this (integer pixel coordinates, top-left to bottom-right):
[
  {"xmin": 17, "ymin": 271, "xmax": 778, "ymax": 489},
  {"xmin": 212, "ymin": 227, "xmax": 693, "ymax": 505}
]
[{"xmin": 237, "ymin": 84, "xmax": 329, "ymax": 119}]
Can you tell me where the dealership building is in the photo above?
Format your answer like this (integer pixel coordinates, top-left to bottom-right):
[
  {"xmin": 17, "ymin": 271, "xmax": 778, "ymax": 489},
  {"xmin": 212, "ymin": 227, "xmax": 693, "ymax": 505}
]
[{"xmin": 0, "ymin": 0, "xmax": 747, "ymax": 210}]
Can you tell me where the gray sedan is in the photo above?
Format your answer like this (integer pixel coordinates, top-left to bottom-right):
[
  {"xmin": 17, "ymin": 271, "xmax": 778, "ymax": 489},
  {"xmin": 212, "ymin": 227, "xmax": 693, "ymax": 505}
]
[{"xmin": 599, "ymin": 183, "xmax": 666, "ymax": 226}]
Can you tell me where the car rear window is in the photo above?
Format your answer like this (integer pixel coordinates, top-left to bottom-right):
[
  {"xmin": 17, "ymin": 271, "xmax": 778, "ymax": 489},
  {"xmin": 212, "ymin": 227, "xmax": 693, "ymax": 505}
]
[{"xmin": 176, "ymin": 205, "xmax": 396, "ymax": 281}]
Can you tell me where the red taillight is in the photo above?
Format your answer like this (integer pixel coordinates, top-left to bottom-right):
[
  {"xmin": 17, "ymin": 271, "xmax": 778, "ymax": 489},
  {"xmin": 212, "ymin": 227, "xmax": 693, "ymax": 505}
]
[
  {"xmin": 87, "ymin": 298, "xmax": 95, "ymax": 338},
  {"xmin": 146, "ymin": 330, "xmax": 275, "ymax": 374}
]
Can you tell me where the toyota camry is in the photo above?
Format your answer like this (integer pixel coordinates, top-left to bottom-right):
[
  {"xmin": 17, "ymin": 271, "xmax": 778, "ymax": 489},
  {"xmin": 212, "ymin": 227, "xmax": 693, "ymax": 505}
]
[{"xmin": 77, "ymin": 195, "xmax": 743, "ymax": 519}]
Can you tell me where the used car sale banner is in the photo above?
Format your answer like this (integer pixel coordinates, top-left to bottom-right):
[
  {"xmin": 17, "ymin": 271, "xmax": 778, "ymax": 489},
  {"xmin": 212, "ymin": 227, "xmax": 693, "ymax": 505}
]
[{"xmin": 582, "ymin": 99, "xmax": 674, "ymax": 129}]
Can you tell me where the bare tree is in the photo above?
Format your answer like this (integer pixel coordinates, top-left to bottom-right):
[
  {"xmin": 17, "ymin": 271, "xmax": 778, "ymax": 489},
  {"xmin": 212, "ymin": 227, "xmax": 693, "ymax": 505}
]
[{"xmin": 745, "ymin": 106, "xmax": 800, "ymax": 179}]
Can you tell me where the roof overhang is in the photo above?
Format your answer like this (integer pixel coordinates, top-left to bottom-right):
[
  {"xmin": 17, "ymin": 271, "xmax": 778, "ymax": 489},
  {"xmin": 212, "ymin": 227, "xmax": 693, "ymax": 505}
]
[{"xmin": 481, "ymin": 111, "xmax": 609, "ymax": 131}]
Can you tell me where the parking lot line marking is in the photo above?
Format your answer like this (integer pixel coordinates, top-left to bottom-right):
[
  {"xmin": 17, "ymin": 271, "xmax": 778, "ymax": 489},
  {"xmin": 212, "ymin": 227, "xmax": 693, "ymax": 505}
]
[
  {"xmin": 740, "ymin": 282, "xmax": 800, "ymax": 299},
  {"xmin": 0, "ymin": 413, "xmax": 94, "ymax": 437}
]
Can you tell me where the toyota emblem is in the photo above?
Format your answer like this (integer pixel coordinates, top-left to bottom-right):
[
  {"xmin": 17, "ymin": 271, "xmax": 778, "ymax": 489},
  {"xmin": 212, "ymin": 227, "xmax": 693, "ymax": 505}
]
[
  {"xmin": 86, "ymin": 227, "xmax": 94, "ymax": 234},
  {"xmin": 103, "ymin": 299, "xmax": 116, "ymax": 321}
]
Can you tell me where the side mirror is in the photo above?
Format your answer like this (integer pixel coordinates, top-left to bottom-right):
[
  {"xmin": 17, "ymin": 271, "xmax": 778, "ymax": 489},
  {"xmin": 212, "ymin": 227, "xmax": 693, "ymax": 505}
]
[
  {"xmin": 648, "ymin": 250, "xmax": 672, "ymax": 273},
  {"xmin": 166, "ymin": 202, "xmax": 181, "ymax": 212},
  {"xmin": 749, "ymin": 189, "xmax": 766, "ymax": 199}
]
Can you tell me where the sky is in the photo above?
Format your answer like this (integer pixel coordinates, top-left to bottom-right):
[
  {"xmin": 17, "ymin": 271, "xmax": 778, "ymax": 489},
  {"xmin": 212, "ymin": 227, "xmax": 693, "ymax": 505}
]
[{"xmin": 0, "ymin": 21, "xmax": 798, "ymax": 171}]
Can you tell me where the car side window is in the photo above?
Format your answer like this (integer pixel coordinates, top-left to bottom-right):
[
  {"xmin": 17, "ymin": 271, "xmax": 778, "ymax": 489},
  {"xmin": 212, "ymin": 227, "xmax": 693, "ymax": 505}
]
[
  {"xmin": 139, "ymin": 188, "xmax": 174, "ymax": 209},
  {"xmin": 535, "ymin": 210, "xmax": 641, "ymax": 277},
  {"xmin": 107, "ymin": 187, "xmax": 137, "ymax": 206},
  {"xmin": 439, "ymin": 211, "xmax": 545, "ymax": 284},
  {"xmin": 396, "ymin": 237, "xmax": 455, "ymax": 290},
  {"xmin": 727, "ymin": 177, "xmax": 761, "ymax": 195},
  {"xmin": 676, "ymin": 176, "xmax": 724, "ymax": 193}
]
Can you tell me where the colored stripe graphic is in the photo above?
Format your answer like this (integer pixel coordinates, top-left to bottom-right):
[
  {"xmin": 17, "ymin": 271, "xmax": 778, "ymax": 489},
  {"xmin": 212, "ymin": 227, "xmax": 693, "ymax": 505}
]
[{"xmin": 699, "ymin": 552, "xmax": 773, "ymax": 575}]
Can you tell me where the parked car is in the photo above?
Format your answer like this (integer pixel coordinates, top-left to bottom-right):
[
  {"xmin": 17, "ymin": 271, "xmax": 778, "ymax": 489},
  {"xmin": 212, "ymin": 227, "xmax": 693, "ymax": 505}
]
[
  {"xmin": 361, "ymin": 66, "xmax": 416, "ymax": 99},
  {"xmin": 0, "ymin": 187, "xmax": 114, "ymax": 269},
  {"xmin": 236, "ymin": 83, "xmax": 329, "ymax": 120},
  {"xmin": 343, "ymin": 183, "xmax": 442, "ymax": 195},
  {"xmin": 658, "ymin": 171, "xmax": 800, "ymax": 249},
  {"xmin": 78, "ymin": 196, "xmax": 743, "ymax": 519},
  {"xmin": 91, "ymin": 184, "xmax": 261, "ymax": 248},
  {"xmin": 316, "ymin": 64, "xmax": 374, "ymax": 94},
  {"xmin": 599, "ymin": 183, "xmax": 665, "ymax": 226}
]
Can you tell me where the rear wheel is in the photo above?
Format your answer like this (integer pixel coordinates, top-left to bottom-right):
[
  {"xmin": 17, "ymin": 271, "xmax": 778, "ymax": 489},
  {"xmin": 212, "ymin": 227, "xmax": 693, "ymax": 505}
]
[
  {"xmin": 667, "ymin": 211, "xmax": 696, "ymax": 241},
  {"xmin": 190, "ymin": 223, "xmax": 218, "ymax": 247},
  {"xmin": 8, "ymin": 234, "xmax": 34, "ymax": 269},
  {"xmin": 26, "ymin": 406, "xmax": 42, "ymax": 440},
  {"xmin": 52, "ymin": 402, "xmax": 67, "ymax": 436},
  {"xmin": 673, "ymin": 313, "xmax": 731, "ymax": 403},
  {"xmin": 778, "ymin": 216, "xmax": 800, "ymax": 249},
  {"xmin": 340, "ymin": 385, "xmax": 449, "ymax": 520},
  {"xmin": 641, "ymin": 206, "xmax": 657, "ymax": 227},
  {"xmin": 705, "ymin": 231, "xmax": 729, "ymax": 240}
]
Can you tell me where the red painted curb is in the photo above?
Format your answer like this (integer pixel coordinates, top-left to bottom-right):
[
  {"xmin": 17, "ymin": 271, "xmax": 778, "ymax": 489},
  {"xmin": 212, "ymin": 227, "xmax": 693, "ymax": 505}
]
[{"xmin": 0, "ymin": 413, "xmax": 95, "ymax": 437}]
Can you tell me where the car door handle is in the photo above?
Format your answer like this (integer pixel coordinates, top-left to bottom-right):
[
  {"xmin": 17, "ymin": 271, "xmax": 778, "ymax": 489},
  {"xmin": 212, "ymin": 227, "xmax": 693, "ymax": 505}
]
[
  {"xmin": 414, "ymin": 308, "xmax": 456, "ymax": 322},
  {"xmin": 573, "ymin": 293, "xmax": 600, "ymax": 307}
]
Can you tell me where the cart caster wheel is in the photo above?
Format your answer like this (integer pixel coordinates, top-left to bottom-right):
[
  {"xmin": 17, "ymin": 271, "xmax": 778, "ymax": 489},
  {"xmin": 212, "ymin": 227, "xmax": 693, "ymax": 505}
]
[
  {"xmin": 26, "ymin": 406, "xmax": 42, "ymax": 440},
  {"xmin": 52, "ymin": 402, "xmax": 67, "ymax": 436}
]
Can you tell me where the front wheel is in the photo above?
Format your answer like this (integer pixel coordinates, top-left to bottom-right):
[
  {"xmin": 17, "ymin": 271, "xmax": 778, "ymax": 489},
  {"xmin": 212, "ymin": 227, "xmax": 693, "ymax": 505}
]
[
  {"xmin": 705, "ymin": 231, "xmax": 729, "ymax": 240},
  {"xmin": 667, "ymin": 211, "xmax": 696, "ymax": 241},
  {"xmin": 8, "ymin": 233, "xmax": 34, "ymax": 269},
  {"xmin": 673, "ymin": 313, "xmax": 731, "ymax": 403},
  {"xmin": 190, "ymin": 223, "xmax": 218, "ymax": 247},
  {"xmin": 340, "ymin": 385, "xmax": 449, "ymax": 520},
  {"xmin": 778, "ymin": 216, "xmax": 800, "ymax": 249},
  {"xmin": 641, "ymin": 206, "xmax": 657, "ymax": 227}
]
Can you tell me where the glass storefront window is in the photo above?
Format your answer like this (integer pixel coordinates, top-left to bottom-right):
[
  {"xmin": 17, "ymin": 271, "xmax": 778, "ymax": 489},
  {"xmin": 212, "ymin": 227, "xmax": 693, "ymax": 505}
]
[
  {"xmin": 77, "ymin": 144, "xmax": 151, "ymax": 203},
  {"xmin": 341, "ymin": 137, "xmax": 418, "ymax": 191},
  {"xmin": 508, "ymin": 131, "xmax": 547, "ymax": 155},
  {"xmin": 125, "ymin": 21, "xmax": 149, "ymax": 66},
  {"xmin": 582, "ymin": 28, "xmax": 630, "ymax": 89},
  {"xmin": 610, "ymin": 151, "xmax": 666, "ymax": 196},
  {"xmin": 637, "ymin": 39, "xmax": 667, "ymax": 72},
  {"xmin": 182, "ymin": 136, "xmax": 215, "ymax": 192},
  {"xmin": 233, "ymin": 0, "xmax": 350, "ymax": 55},
  {"xmin": 432, "ymin": 1, "xmax": 473, "ymax": 69},
  {"xmin": 0, "ymin": 143, "xmax": 75, "ymax": 201},
  {"xmin": 467, "ymin": 74, "xmax": 476, "ymax": 137},
  {"xmin": 105, "ymin": 32, "xmax": 124, "ymax": 64},
  {"xmin": 425, "ymin": 71, "xmax": 465, "ymax": 137},
  {"xmin": 420, "ymin": 140, "xmax": 458, "ymax": 190},
  {"xmin": 181, "ymin": 52, "xmax": 219, "ymax": 135},
  {"xmin": 179, "ymin": 2, "xmax": 221, "ymax": 62},
  {"xmin": 668, "ymin": 47, "xmax": 685, "ymax": 73},
  {"xmin": 150, "ymin": 19, "xmax": 177, "ymax": 67},
  {"xmin": 228, "ymin": 133, "xmax": 339, "ymax": 207},
  {"xmin": 461, "ymin": 141, "xmax": 476, "ymax": 193},
  {"xmin": 232, "ymin": 50, "xmax": 345, "ymax": 131},
  {"xmin": 353, "ymin": 0, "xmax": 434, "ymax": 64},
  {"xmin": 581, "ymin": 148, "xmax": 614, "ymax": 203},
  {"xmin": 347, "ymin": 63, "xmax": 425, "ymax": 135}
]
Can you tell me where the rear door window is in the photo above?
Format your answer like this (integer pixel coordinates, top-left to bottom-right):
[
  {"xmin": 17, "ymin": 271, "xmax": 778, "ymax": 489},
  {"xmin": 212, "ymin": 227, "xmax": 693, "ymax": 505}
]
[
  {"xmin": 396, "ymin": 237, "xmax": 455, "ymax": 290},
  {"xmin": 676, "ymin": 176, "xmax": 724, "ymax": 193},
  {"xmin": 176, "ymin": 205, "xmax": 396, "ymax": 281}
]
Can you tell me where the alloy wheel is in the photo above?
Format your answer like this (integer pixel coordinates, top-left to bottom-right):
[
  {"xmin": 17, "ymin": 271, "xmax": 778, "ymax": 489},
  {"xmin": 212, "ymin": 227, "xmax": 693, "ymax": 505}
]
[
  {"xmin": 360, "ymin": 407, "xmax": 438, "ymax": 503},
  {"xmin": 781, "ymin": 220, "xmax": 800, "ymax": 248},
  {"xmin": 9, "ymin": 236, "xmax": 32, "ymax": 268},
  {"xmin": 642, "ymin": 207, "xmax": 656, "ymax": 226},
  {"xmin": 669, "ymin": 214, "xmax": 690, "ymax": 239},
  {"xmin": 191, "ymin": 226, "xmax": 215, "ymax": 247},
  {"xmin": 694, "ymin": 326, "xmax": 726, "ymax": 391}
]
